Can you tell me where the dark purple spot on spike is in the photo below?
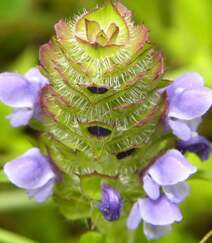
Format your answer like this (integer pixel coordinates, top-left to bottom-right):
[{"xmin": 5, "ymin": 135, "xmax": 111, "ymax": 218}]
[
  {"xmin": 88, "ymin": 126, "xmax": 111, "ymax": 137},
  {"xmin": 116, "ymin": 148, "xmax": 136, "ymax": 160},
  {"xmin": 87, "ymin": 86, "xmax": 108, "ymax": 94}
]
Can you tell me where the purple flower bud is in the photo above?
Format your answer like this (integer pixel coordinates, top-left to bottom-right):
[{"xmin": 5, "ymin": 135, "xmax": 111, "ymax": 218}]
[
  {"xmin": 165, "ymin": 73, "xmax": 212, "ymax": 141},
  {"xmin": 177, "ymin": 135, "xmax": 211, "ymax": 161},
  {"xmin": 0, "ymin": 68, "xmax": 49, "ymax": 127},
  {"xmin": 97, "ymin": 184, "xmax": 122, "ymax": 221},
  {"xmin": 3, "ymin": 148, "xmax": 57, "ymax": 203},
  {"xmin": 127, "ymin": 196, "xmax": 182, "ymax": 239}
]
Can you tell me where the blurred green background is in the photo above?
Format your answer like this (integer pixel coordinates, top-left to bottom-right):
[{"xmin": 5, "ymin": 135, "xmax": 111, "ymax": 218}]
[{"xmin": 0, "ymin": 0, "xmax": 212, "ymax": 242}]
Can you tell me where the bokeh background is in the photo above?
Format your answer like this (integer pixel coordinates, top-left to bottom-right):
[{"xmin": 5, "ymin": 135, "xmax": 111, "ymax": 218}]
[{"xmin": 0, "ymin": 0, "xmax": 212, "ymax": 242}]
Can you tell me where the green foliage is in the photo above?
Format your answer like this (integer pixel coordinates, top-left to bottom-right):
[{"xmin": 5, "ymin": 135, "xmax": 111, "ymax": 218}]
[
  {"xmin": 0, "ymin": 228, "xmax": 38, "ymax": 243},
  {"xmin": 80, "ymin": 232, "xmax": 105, "ymax": 243}
]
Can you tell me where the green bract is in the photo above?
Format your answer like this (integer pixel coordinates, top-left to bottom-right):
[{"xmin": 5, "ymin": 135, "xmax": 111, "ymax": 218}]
[{"xmin": 38, "ymin": 1, "xmax": 173, "ymax": 222}]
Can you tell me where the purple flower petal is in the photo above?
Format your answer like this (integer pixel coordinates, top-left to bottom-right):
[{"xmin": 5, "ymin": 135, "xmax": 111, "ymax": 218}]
[
  {"xmin": 28, "ymin": 178, "xmax": 55, "ymax": 203},
  {"xmin": 177, "ymin": 135, "xmax": 211, "ymax": 161},
  {"xmin": 143, "ymin": 222, "xmax": 172, "ymax": 240},
  {"xmin": 148, "ymin": 149, "xmax": 197, "ymax": 185},
  {"xmin": 127, "ymin": 201, "xmax": 142, "ymax": 230},
  {"xmin": 0, "ymin": 73, "xmax": 35, "ymax": 108},
  {"xmin": 166, "ymin": 73, "xmax": 204, "ymax": 99},
  {"xmin": 166, "ymin": 73, "xmax": 212, "ymax": 141},
  {"xmin": 163, "ymin": 182, "xmax": 190, "ymax": 203},
  {"xmin": 143, "ymin": 174, "xmax": 160, "ymax": 200},
  {"xmin": 6, "ymin": 108, "xmax": 33, "ymax": 127},
  {"xmin": 168, "ymin": 118, "xmax": 192, "ymax": 141},
  {"xmin": 4, "ymin": 148, "xmax": 56, "ymax": 190},
  {"xmin": 97, "ymin": 184, "xmax": 122, "ymax": 221},
  {"xmin": 138, "ymin": 196, "xmax": 182, "ymax": 225},
  {"xmin": 0, "ymin": 68, "xmax": 49, "ymax": 127},
  {"xmin": 186, "ymin": 118, "xmax": 202, "ymax": 132},
  {"xmin": 169, "ymin": 88, "xmax": 212, "ymax": 120},
  {"xmin": 25, "ymin": 68, "xmax": 49, "ymax": 88}
]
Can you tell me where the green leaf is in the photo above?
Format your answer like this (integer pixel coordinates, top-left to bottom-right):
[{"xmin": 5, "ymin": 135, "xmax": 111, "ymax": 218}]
[
  {"xmin": 80, "ymin": 176, "xmax": 101, "ymax": 200},
  {"xmin": 54, "ymin": 174, "xmax": 93, "ymax": 220},
  {"xmin": 0, "ymin": 0, "xmax": 30, "ymax": 24},
  {"xmin": 0, "ymin": 170, "xmax": 9, "ymax": 183},
  {"xmin": 80, "ymin": 232, "xmax": 105, "ymax": 243},
  {"xmin": 0, "ymin": 228, "xmax": 38, "ymax": 243},
  {"xmin": 191, "ymin": 169, "xmax": 212, "ymax": 181},
  {"xmin": 91, "ymin": 209, "xmax": 140, "ymax": 243},
  {"xmin": 0, "ymin": 190, "xmax": 48, "ymax": 211},
  {"xmin": 55, "ymin": 195, "xmax": 92, "ymax": 220}
]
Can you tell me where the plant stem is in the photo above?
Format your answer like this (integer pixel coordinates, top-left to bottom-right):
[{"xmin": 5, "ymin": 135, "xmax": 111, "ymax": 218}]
[{"xmin": 0, "ymin": 228, "xmax": 38, "ymax": 243}]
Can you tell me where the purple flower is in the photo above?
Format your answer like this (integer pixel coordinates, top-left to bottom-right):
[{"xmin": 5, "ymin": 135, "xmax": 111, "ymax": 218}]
[
  {"xmin": 143, "ymin": 149, "xmax": 196, "ymax": 203},
  {"xmin": 166, "ymin": 73, "xmax": 212, "ymax": 141},
  {"xmin": 128, "ymin": 149, "xmax": 196, "ymax": 239},
  {"xmin": 148, "ymin": 149, "xmax": 196, "ymax": 186},
  {"xmin": 127, "ymin": 196, "xmax": 182, "ymax": 239},
  {"xmin": 3, "ymin": 148, "xmax": 57, "ymax": 203},
  {"xmin": 97, "ymin": 184, "xmax": 122, "ymax": 221},
  {"xmin": 0, "ymin": 68, "xmax": 49, "ymax": 127},
  {"xmin": 177, "ymin": 135, "xmax": 211, "ymax": 161}
]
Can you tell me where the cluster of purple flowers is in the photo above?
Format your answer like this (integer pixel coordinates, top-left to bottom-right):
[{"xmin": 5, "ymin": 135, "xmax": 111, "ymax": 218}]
[
  {"xmin": 97, "ymin": 73, "xmax": 212, "ymax": 239},
  {"xmin": 0, "ymin": 68, "xmax": 57, "ymax": 202},
  {"xmin": 127, "ymin": 149, "xmax": 196, "ymax": 239},
  {"xmin": 0, "ymin": 68, "xmax": 211, "ymax": 239},
  {"xmin": 125, "ymin": 73, "xmax": 212, "ymax": 239},
  {"xmin": 166, "ymin": 73, "xmax": 211, "ymax": 160}
]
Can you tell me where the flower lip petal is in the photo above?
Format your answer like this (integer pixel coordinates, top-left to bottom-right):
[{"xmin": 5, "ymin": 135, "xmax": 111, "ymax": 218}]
[
  {"xmin": 138, "ymin": 196, "xmax": 182, "ymax": 225},
  {"xmin": 0, "ymin": 73, "xmax": 35, "ymax": 108},
  {"xmin": 28, "ymin": 178, "xmax": 55, "ymax": 203},
  {"xmin": 3, "ymin": 148, "xmax": 56, "ymax": 190},
  {"xmin": 6, "ymin": 108, "xmax": 33, "ymax": 127},
  {"xmin": 143, "ymin": 174, "xmax": 160, "ymax": 200},
  {"xmin": 148, "ymin": 149, "xmax": 197, "ymax": 185},
  {"xmin": 143, "ymin": 222, "xmax": 172, "ymax": 240},
  {"xmin": 163, "ymin": 181, "xmax": 190, "ymax": 204},
  {"xmin": 168, "ymin": 118, "xmax": 192, "ymax": 141},
  {"xmin": 127, "ymin": 201, "xmax": 142, "ymax": 230}
]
